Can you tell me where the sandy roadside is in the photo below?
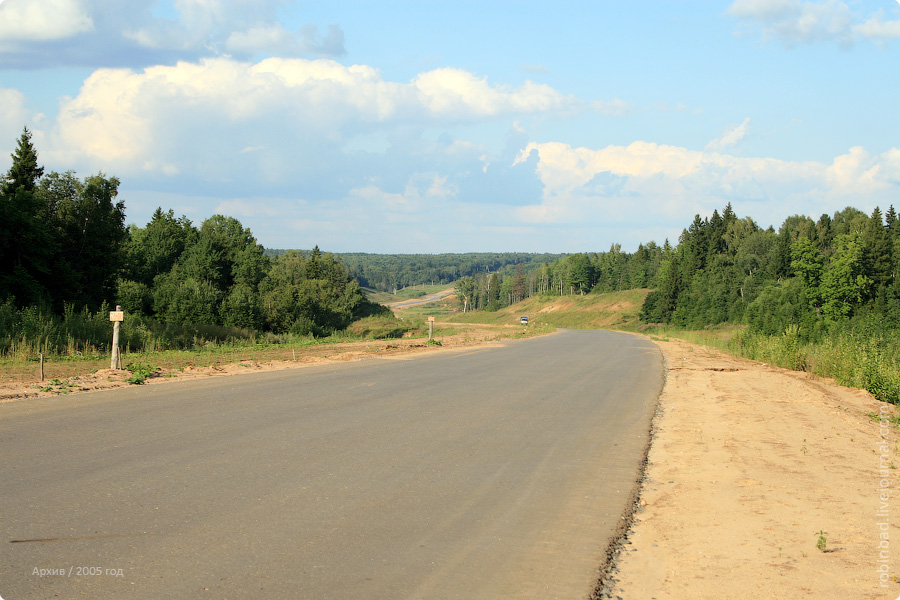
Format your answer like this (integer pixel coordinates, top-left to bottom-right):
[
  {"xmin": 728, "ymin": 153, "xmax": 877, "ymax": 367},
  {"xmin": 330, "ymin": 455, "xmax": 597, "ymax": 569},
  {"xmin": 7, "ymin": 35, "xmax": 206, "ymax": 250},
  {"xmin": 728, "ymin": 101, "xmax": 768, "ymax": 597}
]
[
  {"xmin": 0, "ymin": 329, "xmax": 513, "ymax": 402},
  {"xmin": 603, "ymin": 337, "xmax": 900, "ymax": 600}
]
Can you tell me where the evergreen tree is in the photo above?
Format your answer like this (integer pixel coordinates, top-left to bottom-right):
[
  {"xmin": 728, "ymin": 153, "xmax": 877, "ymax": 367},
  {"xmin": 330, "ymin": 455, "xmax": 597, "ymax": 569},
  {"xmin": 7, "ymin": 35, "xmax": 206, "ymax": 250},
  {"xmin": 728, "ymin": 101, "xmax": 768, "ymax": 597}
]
[
  {"xmin": 0, "ymin": 128, "xmax": 52, "ymax": 305},
  {"xmin": 861, "ymin": 207, "xmax": 891, "ymax": 293},
  {"xmin": 1, "ymin": 127, "xmax": 44, "ymax": 195}
]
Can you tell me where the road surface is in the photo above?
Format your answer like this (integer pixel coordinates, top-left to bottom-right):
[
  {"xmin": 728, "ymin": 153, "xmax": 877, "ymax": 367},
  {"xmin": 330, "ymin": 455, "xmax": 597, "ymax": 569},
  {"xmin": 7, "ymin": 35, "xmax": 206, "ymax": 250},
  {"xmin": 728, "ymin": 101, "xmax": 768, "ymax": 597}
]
[
  {"xmin": 0, "ymin": 329, "xmax": 663, "ymax": 599},
  {"xmin": 388, "ymin": 288, "xmax": 455, "ymax": 309}
]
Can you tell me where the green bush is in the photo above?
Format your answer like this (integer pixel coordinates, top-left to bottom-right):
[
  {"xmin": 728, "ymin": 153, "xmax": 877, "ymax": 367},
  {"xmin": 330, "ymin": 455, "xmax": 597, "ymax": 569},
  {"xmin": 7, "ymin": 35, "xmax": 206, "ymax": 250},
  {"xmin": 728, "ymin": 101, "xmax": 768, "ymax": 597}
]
[{"xmin": 346, "ymin": 315, "xmax": 416, "ymax": 339}]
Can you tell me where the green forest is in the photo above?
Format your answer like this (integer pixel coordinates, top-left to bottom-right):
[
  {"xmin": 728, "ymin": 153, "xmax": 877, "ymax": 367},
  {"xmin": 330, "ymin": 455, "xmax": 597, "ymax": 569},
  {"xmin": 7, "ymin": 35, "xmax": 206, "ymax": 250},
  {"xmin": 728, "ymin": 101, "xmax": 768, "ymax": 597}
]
[
  {"xmin": 453, "ymin": 202, "xmax": 900, "ymax": 334},
  {"xmin": 336, "ymin": 252, "xmax": 565, "ymax": 293},
  {"xmin": 0, "ymin": 129, "xmax": 388, "ymax": 355}
]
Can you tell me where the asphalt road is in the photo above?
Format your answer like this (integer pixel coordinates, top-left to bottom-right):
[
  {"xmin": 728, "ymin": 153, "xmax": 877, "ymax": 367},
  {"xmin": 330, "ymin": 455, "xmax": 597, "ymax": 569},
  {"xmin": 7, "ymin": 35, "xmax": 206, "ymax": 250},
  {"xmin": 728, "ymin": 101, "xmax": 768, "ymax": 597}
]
[
  {"xmin": 387, "ymin": 288, "xmax": 455, "ymax": 309},
  {"xmin": 0, "ymin": 329, "xmax": 663, "ymax": 600}
]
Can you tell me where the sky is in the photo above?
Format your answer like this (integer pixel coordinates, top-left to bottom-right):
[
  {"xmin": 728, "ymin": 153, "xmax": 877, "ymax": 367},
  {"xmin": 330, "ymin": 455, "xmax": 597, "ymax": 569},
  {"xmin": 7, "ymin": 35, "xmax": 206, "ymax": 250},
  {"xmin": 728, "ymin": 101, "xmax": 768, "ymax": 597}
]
[{"xmin": 0, "ymin": 0, "xmax": 898, "ymax": 253}]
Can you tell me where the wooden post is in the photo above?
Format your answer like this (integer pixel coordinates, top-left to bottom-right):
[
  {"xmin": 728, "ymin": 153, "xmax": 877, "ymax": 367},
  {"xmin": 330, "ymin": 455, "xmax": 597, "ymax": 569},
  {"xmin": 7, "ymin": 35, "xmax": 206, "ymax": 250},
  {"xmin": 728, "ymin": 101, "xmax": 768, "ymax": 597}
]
[
  {"xmin": 110, "ymin": 305, "xmax": 124, "ymax": 370},
  {"xmin": 40, "ymin": 353, "xmax": 44, "ymax": 381}
]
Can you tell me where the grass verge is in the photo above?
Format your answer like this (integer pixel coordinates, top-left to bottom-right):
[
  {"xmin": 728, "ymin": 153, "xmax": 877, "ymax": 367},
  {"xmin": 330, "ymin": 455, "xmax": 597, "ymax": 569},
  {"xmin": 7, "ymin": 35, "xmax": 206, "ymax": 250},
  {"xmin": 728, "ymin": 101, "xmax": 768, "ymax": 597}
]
[{"xmin": 643, "ymin": 324, "xmax": 900, "ymax": 405}]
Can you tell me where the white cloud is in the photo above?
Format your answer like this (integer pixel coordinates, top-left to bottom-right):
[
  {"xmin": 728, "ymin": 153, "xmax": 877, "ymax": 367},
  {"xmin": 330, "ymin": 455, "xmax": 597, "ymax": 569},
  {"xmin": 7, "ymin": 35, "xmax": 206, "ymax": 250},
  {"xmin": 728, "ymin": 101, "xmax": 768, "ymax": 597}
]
[
  {"xmin": 706, "ymin": 117, "xmax": 751, "ymax": 152},
  {"xmin": 854, "ymin": 13, "xmax": 900, "ymax": 40},
  {"xmin": 729, "ymin": 0, "xmax": 900, "ymax": 45},
  {"xmin": 512, "ymin": 140, "xmax": 899, "ymax": 236},
  {"xmin": 0, "ymin": 87, "xmax": 46, "ymax": 167},
  {"xmin": 0, "ymin": 87, "xmax": 29, "ymax": 129},
  {"xmin": 125, "ymin": 0, "xmax": 345, "ymax": 59},
  {"xmin": 0, "ymin": 0, "xmax": 345, "ymax": 68},
  {"xmin": 115, "ymin": 136, "xmax": 900, "ymax": 253},
  {"xmin": 413, "ymin": 68, "xmax": 575, "ymax": 118},
  {"xmin": 49, "ymin": 58, "xmax": 578, "ymax": 176},
  {"xmin": 825, "ymin": 145, "xmax": 891, "ymax": 194},
  {"xmin": 0, "ymin": 0, "xmax": 93, "ymax": 42},
  {"xmin": 514, "ymin": 141, "xmax": 709, "ymax": 191}
]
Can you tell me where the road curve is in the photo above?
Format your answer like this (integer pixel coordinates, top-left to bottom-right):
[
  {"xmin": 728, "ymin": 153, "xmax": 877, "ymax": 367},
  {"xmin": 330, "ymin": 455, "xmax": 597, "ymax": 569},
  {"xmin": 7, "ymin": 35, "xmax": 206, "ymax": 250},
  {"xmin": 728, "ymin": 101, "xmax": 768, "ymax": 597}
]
[
  {"xmin": 0, "ymin": 329, "xmax": 663, "ymax": 600},
  {"xmin": 388, "ymin": 287, "xmax": 455, "ymax": 309}
]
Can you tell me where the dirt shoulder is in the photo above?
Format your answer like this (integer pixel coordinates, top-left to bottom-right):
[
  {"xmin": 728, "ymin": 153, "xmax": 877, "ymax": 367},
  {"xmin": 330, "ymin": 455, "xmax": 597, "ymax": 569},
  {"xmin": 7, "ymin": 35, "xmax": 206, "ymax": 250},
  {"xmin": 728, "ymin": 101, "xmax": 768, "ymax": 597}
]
[
  {"xmin": 0, "ymin": 325, "xmax": 519, "ymax": 403},
  {"xmin": 604, "ymin": 337, "xmax": 899, "ymax": 599}
]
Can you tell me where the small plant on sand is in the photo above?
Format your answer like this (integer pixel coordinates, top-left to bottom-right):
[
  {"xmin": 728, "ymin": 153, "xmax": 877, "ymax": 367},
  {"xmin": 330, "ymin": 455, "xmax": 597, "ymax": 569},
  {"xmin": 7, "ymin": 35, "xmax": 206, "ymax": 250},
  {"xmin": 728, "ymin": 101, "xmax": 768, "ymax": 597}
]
[
  {"xmin": 124, "ymin": 362, "xmax": 159, "ymax": 385},
  {"xmin": 816, "ymin": 530, "xmax": 828, "ymax": 552}
]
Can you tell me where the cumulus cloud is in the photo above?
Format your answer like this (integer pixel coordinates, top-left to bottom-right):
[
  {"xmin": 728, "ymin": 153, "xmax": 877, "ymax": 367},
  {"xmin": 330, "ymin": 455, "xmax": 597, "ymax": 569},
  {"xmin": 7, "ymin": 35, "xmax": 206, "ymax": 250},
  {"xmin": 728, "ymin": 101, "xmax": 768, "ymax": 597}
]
[
  {"xmin": 729, "ymin": 0, "xmax": 900, "ymax": 45},
  {"xmin": 854, "ymin": 12, "xmax": 900, "ymax": 40},
  {"xmin": 0, "ymin": 86, "xmax": 46, "ymax": 165},
  {"xmin": 706, "ymin": 117, "xmax": 751, "ymax": 152},
  {"xmin": 111, "ymin": 133, "xmax": 900, "ymax": 253},
  {"xmin": 0, "ymin": 0, "xmax": 345, "ymax": 68},
  {"xmin": 0, "ymin": 0, "xmax": 94, "ymax": 43},
  {"xmin": 36, "ymin": 56, "xmax": 569, "ymax": 226},
  {"xmin": 512, "ymin": 140, "xmax": 899, "ymax": 240},
  {"xmin": 825, "ymin": 145, "xmax": 889, "ymax": 194},
  {"xmin": 413, "ymin": 68, "xmax": 575, "ymax": 118},
  {"xmin": 0, "ymin": 87, "xmax": 30, "ymax": 130}
]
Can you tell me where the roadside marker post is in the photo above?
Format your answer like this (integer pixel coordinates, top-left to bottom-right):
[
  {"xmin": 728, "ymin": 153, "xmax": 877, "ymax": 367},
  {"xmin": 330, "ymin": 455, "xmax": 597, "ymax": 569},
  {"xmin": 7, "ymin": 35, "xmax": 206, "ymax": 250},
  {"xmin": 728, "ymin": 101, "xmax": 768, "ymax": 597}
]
[
  {"xmin": 428, "ymin": 316, "xmax": 435, "ymax": 341},
  {"xmin": 110, "ymin": 305, "xmax": 124, "ymax": 370}
]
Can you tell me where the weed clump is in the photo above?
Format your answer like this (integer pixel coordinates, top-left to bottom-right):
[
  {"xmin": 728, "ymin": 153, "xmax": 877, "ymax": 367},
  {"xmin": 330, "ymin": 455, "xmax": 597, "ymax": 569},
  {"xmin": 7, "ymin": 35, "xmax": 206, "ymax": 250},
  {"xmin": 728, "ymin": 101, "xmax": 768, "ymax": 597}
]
[{"xmin": 124, "ymin": 362, "xmax": 159, "ymax": 385}]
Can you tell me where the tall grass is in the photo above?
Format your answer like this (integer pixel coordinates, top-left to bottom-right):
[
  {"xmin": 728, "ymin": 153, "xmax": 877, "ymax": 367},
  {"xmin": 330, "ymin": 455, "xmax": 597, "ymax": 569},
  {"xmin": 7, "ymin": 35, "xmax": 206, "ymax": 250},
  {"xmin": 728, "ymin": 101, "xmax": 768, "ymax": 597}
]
[
  {"xmin": 0, "ymin": 300, "xmax": 429, "ymax": 365},
  {"xmin": 0, "ymin": 300, "xmax": 260, "ymax": 360},
  {"xmin": 730, "ymin": 326, "xmax": 900, "ymax": 404},
  {"xmin": 644, "ymin": 321, "xmax": 900, "ymax": 404}
]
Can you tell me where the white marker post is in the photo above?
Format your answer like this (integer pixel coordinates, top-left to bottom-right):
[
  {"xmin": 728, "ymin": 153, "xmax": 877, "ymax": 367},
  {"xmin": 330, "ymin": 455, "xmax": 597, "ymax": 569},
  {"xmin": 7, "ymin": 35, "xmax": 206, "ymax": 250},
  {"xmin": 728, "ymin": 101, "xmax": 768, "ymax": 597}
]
[
  {"xmin": 428, "ymin": 316, "xmax": 435, "ymax": 341},
  {"xmin": 109, "ymin": 305, "xmax": 124, "ymax": 369}
]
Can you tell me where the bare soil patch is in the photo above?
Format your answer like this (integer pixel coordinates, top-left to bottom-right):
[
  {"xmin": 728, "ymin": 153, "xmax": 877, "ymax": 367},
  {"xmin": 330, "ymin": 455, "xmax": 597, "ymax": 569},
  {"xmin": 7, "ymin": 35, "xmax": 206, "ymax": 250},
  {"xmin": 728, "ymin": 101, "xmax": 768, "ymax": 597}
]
[{"xmin": 604, "ymin": 338, "xmax": 900, "ymax": 599}]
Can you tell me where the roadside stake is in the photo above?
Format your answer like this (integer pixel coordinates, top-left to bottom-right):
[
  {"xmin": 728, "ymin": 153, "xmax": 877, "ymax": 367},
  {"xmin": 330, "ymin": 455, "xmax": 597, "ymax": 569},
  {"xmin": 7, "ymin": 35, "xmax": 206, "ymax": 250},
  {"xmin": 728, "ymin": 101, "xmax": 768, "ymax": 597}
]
[{"xmin": 110, "ymin": 305, "xmax": 124, "ymax": 370}]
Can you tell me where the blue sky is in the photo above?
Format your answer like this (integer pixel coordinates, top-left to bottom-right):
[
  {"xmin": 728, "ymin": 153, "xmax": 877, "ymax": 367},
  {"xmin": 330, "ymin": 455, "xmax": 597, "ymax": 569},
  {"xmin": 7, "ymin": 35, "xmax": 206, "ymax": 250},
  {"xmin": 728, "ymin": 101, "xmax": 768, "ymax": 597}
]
[{"xmin": 0, "ymin": 0, "xmax": 898, "ymax": 253}]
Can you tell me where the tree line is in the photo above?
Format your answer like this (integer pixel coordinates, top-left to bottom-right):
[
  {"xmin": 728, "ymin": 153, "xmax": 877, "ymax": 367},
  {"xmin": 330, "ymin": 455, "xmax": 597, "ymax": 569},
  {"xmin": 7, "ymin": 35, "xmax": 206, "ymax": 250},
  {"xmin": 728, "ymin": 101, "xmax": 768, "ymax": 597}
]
[
  {"xmin": 454, "ymin": 200, "xmax": 900, "ymax": 343},
  {"xmin": 326, "ymin": 252, "xmax": 565, "ymax": 293},
  {"xmin": 453, "ymin": 242, "xmax": 665, "ymax": 311},
  {"xmin": 638, "ymin": 203, "xmax": 900, "ymax": 338},
  {"xmin": 0, "ymin": 128, "xmax": 386, "ymax": 340}
]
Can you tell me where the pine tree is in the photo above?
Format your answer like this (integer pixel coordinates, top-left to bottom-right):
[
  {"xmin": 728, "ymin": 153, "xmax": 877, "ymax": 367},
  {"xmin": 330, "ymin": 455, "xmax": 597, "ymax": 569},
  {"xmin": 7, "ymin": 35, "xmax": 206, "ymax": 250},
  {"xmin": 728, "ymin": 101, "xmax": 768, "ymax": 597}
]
[
  {"xmin": 861, "ymin": 207, "xmax": 891, "ymax": 294},
  {"xmin": 1, "ymin": 127, "xmax": 44, "ymax": 195},
  {"xmin": 0, "ymin": 128, "xmax": 52, "ymax": 304}
]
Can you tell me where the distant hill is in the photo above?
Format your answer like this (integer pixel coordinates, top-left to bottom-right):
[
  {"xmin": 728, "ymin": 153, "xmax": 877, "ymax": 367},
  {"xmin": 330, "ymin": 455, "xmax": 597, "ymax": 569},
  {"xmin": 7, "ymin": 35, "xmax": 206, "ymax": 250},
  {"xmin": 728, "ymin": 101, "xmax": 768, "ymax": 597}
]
[
  {"xmin": 265, "ymin": 250, "xmax": 567, "ymax": 293},
  {"xmin": 448, "ymin": 289, "xmax": 651, "ymax": 331}
]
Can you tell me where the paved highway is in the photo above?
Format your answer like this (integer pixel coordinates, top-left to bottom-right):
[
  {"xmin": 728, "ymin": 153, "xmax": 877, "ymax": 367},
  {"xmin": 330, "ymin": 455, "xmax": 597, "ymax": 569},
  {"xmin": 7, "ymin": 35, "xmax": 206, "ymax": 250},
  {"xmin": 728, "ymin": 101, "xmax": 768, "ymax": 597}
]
[
  {"xmin": 0, "ymin": 329, "xmax": 663, "ymax": 599},
  {"xmin": 388, "ymin": 287, "xmax": 455, "ymax": 309}
]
